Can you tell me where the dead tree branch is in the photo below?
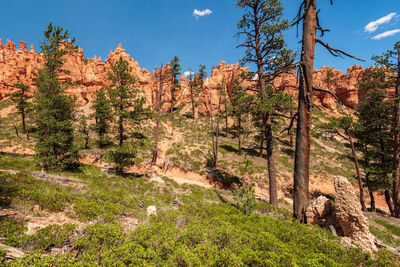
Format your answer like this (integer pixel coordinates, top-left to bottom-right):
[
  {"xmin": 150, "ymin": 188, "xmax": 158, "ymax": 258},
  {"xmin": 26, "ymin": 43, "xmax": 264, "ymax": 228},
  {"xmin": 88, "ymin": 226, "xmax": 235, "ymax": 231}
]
[
  {"xmin": 280, "ymin": 112, "xmax": 299, "ymax": 134},
  {"xmin": 313, "ymin": 86, "xmax": 344, "ymax": 111},
  {"xmin": 315, "ymin": 38, "xmax": 365, "ymax": 61}
]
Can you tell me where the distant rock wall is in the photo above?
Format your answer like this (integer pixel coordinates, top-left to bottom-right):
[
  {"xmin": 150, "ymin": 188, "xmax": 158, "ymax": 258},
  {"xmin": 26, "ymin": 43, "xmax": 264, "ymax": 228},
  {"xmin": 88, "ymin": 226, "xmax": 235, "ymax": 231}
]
[{"xmin": 0, "ymin": 38, "xmax": 380, "ymax": 112}]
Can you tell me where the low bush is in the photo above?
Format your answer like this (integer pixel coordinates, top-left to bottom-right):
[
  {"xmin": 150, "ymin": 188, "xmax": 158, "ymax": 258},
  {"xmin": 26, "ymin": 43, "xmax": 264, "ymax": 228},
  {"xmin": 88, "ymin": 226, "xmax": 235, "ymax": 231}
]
[{"xmin": 0, "ymin": 172, "xmax": 72, "ymax": 212}]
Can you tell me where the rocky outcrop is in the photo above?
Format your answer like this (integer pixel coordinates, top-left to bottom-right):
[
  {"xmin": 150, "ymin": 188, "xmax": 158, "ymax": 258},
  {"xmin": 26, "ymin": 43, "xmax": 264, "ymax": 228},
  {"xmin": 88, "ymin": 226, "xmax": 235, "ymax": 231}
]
[
  {"xmin": 0, "ymin": 38, "xmax": 380, "ymax": 112},
  {"xmin": 305, "ymin": 196, "xmax": 334, "ymax": 226},
  {"xmin": 334, "ymin": 176, "xmax": 377, "ymax": 251},
  {"xmin": 306, "ymin": 176, "xmax": 377, "ymax": 252}
]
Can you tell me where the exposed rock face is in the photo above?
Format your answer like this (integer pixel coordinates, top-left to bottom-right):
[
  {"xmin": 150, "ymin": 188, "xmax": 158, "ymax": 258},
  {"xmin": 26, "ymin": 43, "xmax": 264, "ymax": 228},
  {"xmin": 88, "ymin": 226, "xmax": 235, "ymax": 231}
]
[
  {"xmin": 334, "ymin": 176, "xmax": 377, "ymax": 251},
  {"xmin": 0, "ymin": 38, "xmax": 379, "ymax": 112},
  {"xmin": 306, "ymin": 176, "xmax": 377, "ymax": 252},
  {"xmin": 305, "ymin": 196, "xmax": 334, "ymax": 226}
]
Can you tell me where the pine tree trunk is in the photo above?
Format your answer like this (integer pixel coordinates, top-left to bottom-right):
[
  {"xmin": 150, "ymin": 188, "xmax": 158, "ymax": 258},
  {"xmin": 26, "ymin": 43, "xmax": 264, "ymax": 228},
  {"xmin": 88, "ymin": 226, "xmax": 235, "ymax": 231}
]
[
  {"xmin": 347, "ymin": 131, "xmax": 367, "ymax": 212},
  {"xmin": 21, "ymin": 110, "xmax": 26, "ymax": 134},
  {"xmin": 370, "ymin": 190, "xmax": 376, "ymax": 212},
  {"xmin": 209, "ymin": 94, "xmax": 216, "ymax": 168},
  {"xmin": 385, "ymin": 190, "xmax": 395, "ymax": 216},
  {"xmin": 366, "ymin": 172, "xmax": 376, "ymax": 212},
  {"xmin": 259, "ymin": 116, "xmax": 266, "ymax": 157},
  {"xmin": 152, "ymin": 66, "xmax": 163, "ymax": 166},
  {"xmin": 85, "ymin": 136, "xmax": 89, "ymax": 149},
  {"xmin": 253, "ymin": 1, "xmax": 279, "ymax": 206},
  {"xmin": 170, "ymin": 76, "xmax": 175, "ymax": 113},
  {"xmin": 13, "ymin": 123, "xmax": 19, "ymax": 137},
  {"xmin": 191, "ymin": 84, "xmax": 195, "ymax": 120},
  {"xmin": 238, "ymin": 115, "xmax": 242, "ymax": 155},
  {"xmin": 225, "ymin": 107, "xmax": 229, "ymax": 138},
  {"xmin": 293, "ymin": 0, "xmax": 316, "ymax": 223},
  {"xmin": 214, "ymin": 91, "xmax": 222, "ymax": 166},
  {"xmin": 393, "ymin": 51, "xmax": 400, "ymax": 217},
  {"xmin": 289, "ymin": 109, "xmax": 294, "ymax": 147},
  {"xmin": 266, "ymin": 113, "xmax": 278, "ymax": 206},
  {"xmin": 119, "ymin": 115, "xmax": 123, "ymax": 146}
]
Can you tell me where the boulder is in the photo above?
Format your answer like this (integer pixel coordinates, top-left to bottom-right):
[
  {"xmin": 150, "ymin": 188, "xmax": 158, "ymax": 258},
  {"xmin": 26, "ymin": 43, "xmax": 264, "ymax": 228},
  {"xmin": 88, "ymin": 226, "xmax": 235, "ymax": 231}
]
[
  {"xmin": 306, "ymin": 176, "xmax": 378, "ymax": 252},
  {"xmin": 146, "ymin": 206, "xmax": 157, "ymax": 216},
  {"xmin": 305, "ymin": 196, "xmax": 334, "ymax": 226},
  {"xmin": 334, "ymin": 176, "xmax": 377, "ymax": 251}
]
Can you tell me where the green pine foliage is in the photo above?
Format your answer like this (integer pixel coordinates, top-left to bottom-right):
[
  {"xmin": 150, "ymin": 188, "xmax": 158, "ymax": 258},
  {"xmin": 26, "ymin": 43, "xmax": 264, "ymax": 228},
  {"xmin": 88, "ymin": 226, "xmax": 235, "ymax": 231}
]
[
  {"xmin": 79, "ymin": 114, "xmax": 90, "ymax": 150},
  {"xmin": 106, "ymin": 142, "xmax": 137, "ymax": 175},
  {"xmin": 169, "ymin": 55, "xmax": 181, "ymax": 113},
  {"xmin": 11, "ymin": 83, "xmax": 32, "ymax": 134},
  {"xmin": 91, "ymin": 87, "xmax": 112, "ymax": 147},
  {"xmin": 105, "ymin": 57, "xmax": 146, "ymax": 174},
  {"xmin": 32, "ymin": 23, "xmax": 79, "ymax": 171},
  {"xmin": 235, "ymin": 0, "xmax": 296, "ymax": 82},
  {"xmin": 355, "ymin": 88, "xmax": 393, "ymax": 193},
  {"xmin": 107, "ymin": 56, "xmax": 146, "ymax": 146}
]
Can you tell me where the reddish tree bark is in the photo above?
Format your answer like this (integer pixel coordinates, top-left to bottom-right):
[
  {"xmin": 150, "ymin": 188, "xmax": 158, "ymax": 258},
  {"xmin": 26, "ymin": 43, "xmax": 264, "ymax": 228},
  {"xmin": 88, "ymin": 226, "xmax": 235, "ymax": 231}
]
[
  {"xmin": 347, "ymin": 131, "xmax": 367, "ymax": 212},
  {"xmin": 151, "ymin": 65, "xmax": 163, "ymax": 165},
  {"xmin": 393, "ymin": 50, "xmax": 400, "ymax": 217},
  {"xmin": 293, "ymin": 0, "xmax": 316, "ymax": 222}
]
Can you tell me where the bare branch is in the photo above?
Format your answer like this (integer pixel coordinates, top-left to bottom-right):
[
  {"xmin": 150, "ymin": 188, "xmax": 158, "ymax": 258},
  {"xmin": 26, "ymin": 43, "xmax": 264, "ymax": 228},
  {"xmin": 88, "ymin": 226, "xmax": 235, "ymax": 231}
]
[
  {"xmin": 280, "ymin": 112, "xmax": 299, "ymax": 134},
  {"xmin": 312, "ymin": 103, "xmax": 323, "ymax": 111},
  {"xmin": 315, "ymin": 38, "xmax": 364, "ymax": 61},
  {"xmin": 313, "ymin": 86, "xmax": 344, "ymax": 111},
  {"xmin": 291, "ymin": 0, "xmax": 306, "ymax": 27},
  {"xmin": 316, "ymin": 10, "xmax": 330, "ymax": 37},
  {"xmin": 273, "ymin": 113, "xmax": 295, "ymax": 119}
]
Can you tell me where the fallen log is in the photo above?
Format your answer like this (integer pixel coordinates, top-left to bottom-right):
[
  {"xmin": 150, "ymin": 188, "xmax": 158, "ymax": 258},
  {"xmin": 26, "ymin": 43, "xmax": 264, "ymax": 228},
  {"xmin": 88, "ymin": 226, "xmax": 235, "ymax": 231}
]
[{"xmin": 0, "ymin": 243, "xmax": 27, "ymax": 260}]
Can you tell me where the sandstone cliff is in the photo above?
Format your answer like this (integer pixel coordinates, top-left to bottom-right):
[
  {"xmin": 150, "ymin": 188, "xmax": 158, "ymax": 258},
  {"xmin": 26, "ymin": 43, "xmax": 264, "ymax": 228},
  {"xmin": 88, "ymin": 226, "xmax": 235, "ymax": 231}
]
[{"xmin": 0, "ymin": 38, "xmax": 375, "ymax": 112}]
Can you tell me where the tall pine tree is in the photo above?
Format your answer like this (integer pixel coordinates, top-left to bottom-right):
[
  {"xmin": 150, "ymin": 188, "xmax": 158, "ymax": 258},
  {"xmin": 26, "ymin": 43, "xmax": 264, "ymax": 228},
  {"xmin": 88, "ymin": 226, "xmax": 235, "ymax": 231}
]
[
  {"xmin": 91, "ymin": 87, "xmax": 112, "ymax": 148},
  {"xmin": 106, "ymin": 56, "xmax": 146, "ymax": 174},
  {"xmin": 11, "ymin": 83, "xmax": 31, "ymax": 136},
  {"xmin": 236, "ymin": 0, "xmax": 296, "ymax": 206},
  {"xmin": 372, "ymin": 41, "xmax": 400, "ymax": 217},
  {"xmin": 33, "ymin": 23, "xmax": 79, "ymax": 171},
  {"xmin": 169, "ymin": 56, "xmax": 181, "ymax": 114}
]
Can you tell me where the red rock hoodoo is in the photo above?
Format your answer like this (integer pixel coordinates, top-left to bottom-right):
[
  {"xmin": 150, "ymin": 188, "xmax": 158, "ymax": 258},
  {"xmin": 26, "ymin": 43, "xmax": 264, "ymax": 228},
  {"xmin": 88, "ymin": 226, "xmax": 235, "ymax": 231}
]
[{"xmin": 0, "ymin": 38, "xmax": 377, "ymax": 112}]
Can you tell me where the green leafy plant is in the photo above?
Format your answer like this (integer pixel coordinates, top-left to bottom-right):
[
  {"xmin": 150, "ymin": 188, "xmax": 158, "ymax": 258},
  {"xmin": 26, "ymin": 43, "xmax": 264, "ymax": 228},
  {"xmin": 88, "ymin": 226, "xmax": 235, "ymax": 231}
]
[
  {"xmin": 105, "ymin": 142, "xmax": 137, "ymax": 175},
  {"xmin": 233, "ymin": 184, "xmax": 256, "ymax": 215}
]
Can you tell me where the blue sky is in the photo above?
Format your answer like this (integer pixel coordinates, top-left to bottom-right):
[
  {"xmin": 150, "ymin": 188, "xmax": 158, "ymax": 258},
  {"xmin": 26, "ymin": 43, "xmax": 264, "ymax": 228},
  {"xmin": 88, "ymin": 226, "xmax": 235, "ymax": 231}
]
[{"xmin": 1, "ymin": 0, "xmax": 399, "ymax": 77}]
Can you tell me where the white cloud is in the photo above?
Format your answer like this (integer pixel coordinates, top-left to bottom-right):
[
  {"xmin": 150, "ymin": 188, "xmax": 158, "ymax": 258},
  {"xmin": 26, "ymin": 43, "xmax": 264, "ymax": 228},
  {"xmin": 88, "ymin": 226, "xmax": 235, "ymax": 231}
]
[
  {"xmin": 193, "ymin": 9, "xmax": 212, "ymax": 19},
  {"xmin": 184, "ymin": 71, "xmax": 195, "ymax": 78},
  {"xmin": 364, "ymin": 12, "xmax": 397, "ymax": 33},
  {"xmin": 372, "ymin": 29, "xmax": 400, "ymax": 40}
]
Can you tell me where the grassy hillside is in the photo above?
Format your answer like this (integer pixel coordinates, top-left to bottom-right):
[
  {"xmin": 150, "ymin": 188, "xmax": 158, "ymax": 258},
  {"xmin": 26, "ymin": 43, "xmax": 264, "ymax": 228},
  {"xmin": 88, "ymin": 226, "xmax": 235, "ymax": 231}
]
[
  {"xmin": 1, "ymin": 99, "xmax": 400, "ymax": 265},
  {"xmin": 0, "ymin": 154, "xmax": 398, "ymax": 266}
]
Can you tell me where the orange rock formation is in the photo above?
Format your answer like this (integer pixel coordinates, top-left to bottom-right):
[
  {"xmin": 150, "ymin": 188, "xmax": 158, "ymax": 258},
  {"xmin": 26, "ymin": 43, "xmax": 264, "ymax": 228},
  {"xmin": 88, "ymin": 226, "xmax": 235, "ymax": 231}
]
[{"xmin": 0, "ymin": 38, "xmax": 374, "ymax": 112}]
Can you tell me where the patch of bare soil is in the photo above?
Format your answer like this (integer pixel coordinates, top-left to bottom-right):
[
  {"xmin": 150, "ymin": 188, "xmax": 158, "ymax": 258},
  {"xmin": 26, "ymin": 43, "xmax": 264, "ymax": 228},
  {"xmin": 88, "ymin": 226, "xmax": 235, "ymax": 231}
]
[
  {"xmin": 0, "ymin": 104, "xmax": 16, "ymax": 119},
  {"xmin": 164, "ymin": 166, "xmax": 213, "ymax": 188},
  {"xmin": 0, "ymin": 208, "xmax": 88, "ymax": 235},
  {"xmin": 0, "ymin": 145, "xmax": 34, "ymax": 156}
]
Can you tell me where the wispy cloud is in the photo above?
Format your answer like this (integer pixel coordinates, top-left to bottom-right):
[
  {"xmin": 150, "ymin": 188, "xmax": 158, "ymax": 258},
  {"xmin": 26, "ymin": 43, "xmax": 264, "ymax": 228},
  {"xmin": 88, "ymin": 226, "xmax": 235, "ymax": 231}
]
[
  {"xmin": 364, "ymin": 12, "xmax": 397, "ymax": 33},
  {"xmin": 193, "ymin": 9, "xmax": 212, "ymax": 19},
  {"xmin": 184, "ymin": 71, "xmax": 195, "ymax": 78},
  {"xmin": 372, "ymin": 29, "xmax": 400, "ymax": 40}
]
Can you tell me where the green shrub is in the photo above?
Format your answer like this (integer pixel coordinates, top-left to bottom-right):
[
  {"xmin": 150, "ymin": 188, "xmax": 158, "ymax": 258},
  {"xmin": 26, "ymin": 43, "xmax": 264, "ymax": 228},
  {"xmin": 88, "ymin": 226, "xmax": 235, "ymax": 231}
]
[
  {"xmin": 73, "ymin": 191, "xmax": 126, "ymax": 222},
  {"xmin": 105, "ymin": 142, "xmax": 137, "ymax": 175},
  {"xmin": 0, "ymin": 172, "xmax": 71, "ymax": 212},
  {"xmin": 9, "ymin": 224, "xmax": 76, "ymax": 252},
  {"xmin": 233, "ymin": 184, "xmax": 256, "ymax": 215},
  {"xmin": 73, "ymin": 223, "xmax": 125, "ymax": 256},
  {"xmin": 0, "ymin": 217, "xmax": 27, "ymax": 238}
]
